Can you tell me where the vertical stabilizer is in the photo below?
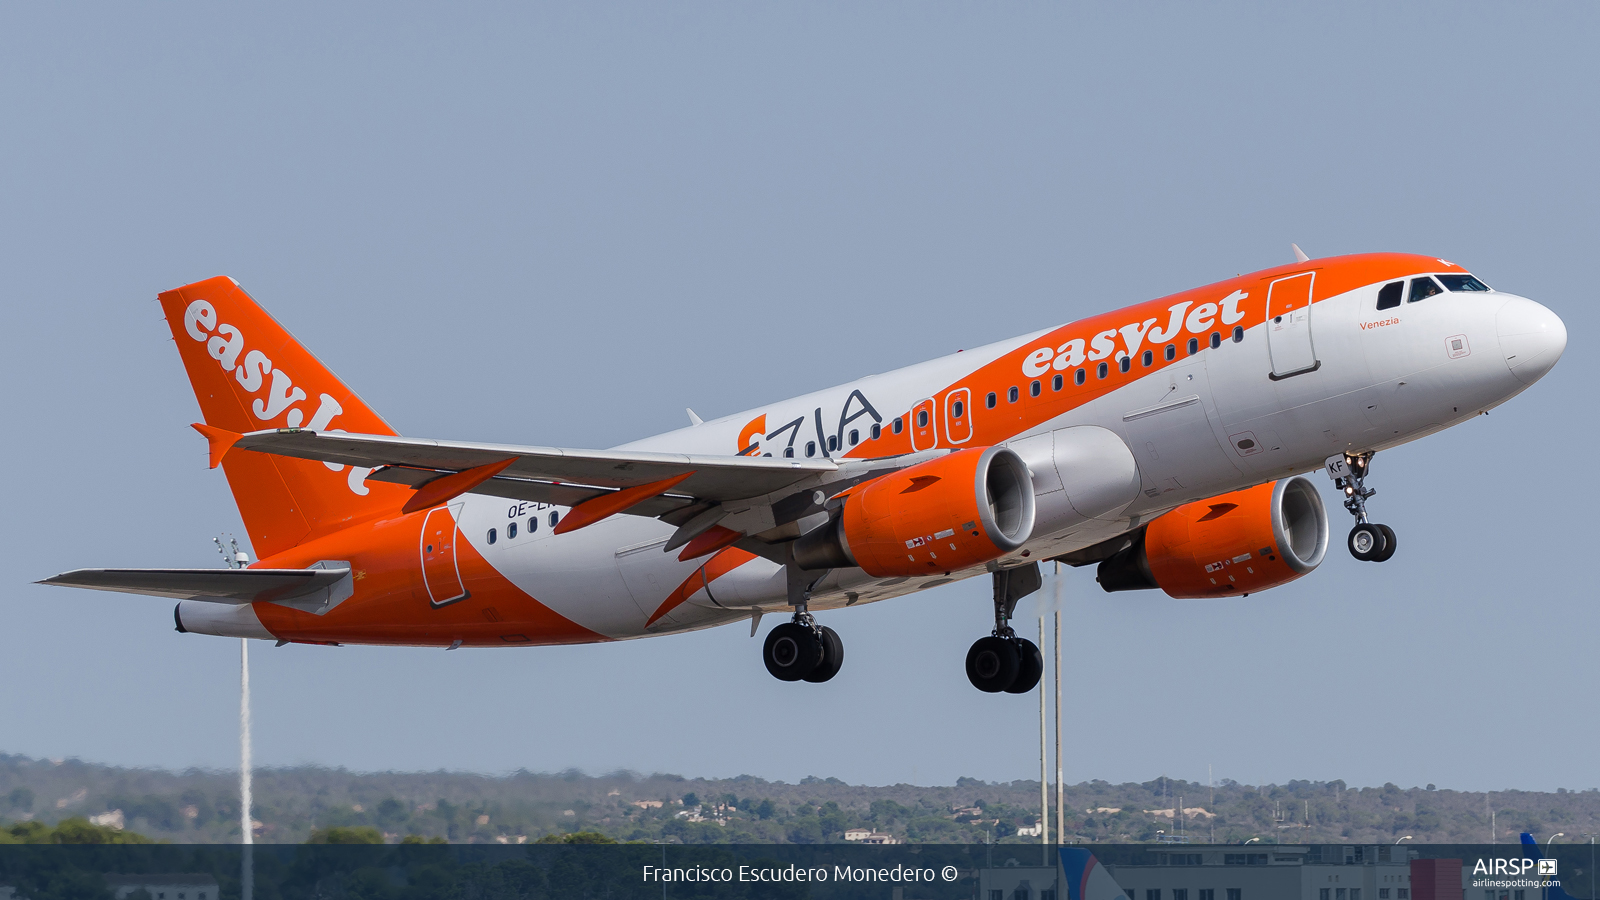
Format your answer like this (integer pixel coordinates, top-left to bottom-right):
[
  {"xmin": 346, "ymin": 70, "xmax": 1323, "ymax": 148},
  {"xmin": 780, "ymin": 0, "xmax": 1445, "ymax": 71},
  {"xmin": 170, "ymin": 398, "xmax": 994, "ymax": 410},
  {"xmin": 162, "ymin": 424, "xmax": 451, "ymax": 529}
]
[{"xmin": 158, "ymin": 277, "xmax": 408, "ymax": 558}]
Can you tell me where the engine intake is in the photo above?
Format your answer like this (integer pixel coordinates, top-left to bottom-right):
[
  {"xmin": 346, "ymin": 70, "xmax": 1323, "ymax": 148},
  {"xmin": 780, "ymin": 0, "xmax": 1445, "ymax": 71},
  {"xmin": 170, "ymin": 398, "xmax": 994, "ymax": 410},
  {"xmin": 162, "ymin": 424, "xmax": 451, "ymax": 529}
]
[
  {"xmin": 1097, "ymin": 476, "xmax": 1328, "ymax": 598},
  {"xmin": 794, "ymin": 446, "xmax": 1035, "ymax": 577}
]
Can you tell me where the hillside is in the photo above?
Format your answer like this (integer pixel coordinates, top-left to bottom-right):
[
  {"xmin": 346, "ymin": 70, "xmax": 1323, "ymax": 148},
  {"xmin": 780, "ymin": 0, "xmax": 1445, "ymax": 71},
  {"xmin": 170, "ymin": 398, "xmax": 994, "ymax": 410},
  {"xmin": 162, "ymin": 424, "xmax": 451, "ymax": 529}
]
[{"xmin": 2, "ymin": 754, "xmax": 1594, "ymax": 845}]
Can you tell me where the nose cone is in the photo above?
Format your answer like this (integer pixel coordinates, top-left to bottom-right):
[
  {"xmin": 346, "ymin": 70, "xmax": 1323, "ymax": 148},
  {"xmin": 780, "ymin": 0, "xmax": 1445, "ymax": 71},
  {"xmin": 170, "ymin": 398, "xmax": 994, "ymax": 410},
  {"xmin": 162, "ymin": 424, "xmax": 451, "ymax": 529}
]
[{"xmin": 1496, "ymin": 296, "xmax": 1567, "ymax": 385}]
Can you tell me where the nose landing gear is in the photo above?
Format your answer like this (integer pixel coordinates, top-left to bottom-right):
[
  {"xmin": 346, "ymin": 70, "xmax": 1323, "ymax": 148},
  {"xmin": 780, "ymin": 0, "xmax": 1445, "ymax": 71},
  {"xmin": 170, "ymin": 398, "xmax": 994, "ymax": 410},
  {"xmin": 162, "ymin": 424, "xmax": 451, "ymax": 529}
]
[
  {"xmin": 965, "ymin": 563, "xmax": 1044, "ymax": 693},
  {"xmin": 1327, "ymin": 452, "xmax": 1397, "ymax": 562}
]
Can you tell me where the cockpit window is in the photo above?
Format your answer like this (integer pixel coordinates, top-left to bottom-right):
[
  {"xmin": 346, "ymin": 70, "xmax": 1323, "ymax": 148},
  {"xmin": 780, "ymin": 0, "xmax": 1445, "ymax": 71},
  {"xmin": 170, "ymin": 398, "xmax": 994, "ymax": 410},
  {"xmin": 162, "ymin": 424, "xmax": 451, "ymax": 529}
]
[
  {"xmin": 1376, "ymin": 281, "xmax": 1403, "ymax": 310},
  {"xmin": 1407, "ymin": 276, "xmax": 1443, "ymax": 303},
  {"xmin": 1437, "ymin": 273, "xmax": 1491, "ymax": 292}
]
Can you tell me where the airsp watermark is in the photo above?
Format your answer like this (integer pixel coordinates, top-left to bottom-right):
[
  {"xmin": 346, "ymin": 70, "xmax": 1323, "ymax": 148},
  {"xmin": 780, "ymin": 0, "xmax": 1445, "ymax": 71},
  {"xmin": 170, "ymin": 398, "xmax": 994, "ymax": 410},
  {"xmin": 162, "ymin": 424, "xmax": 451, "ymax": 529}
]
[{"xmin": 1471, "ymin": 857, "xmax": 1559, "ymax": 888}]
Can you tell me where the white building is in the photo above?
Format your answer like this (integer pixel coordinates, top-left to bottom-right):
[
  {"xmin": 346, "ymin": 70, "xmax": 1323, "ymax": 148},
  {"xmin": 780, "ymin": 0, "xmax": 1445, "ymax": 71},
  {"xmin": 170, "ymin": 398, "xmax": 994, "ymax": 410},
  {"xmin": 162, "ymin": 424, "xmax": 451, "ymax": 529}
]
[{"xmin": 980, "ymin": 845, "xmax": 1426, "ymax": 900}]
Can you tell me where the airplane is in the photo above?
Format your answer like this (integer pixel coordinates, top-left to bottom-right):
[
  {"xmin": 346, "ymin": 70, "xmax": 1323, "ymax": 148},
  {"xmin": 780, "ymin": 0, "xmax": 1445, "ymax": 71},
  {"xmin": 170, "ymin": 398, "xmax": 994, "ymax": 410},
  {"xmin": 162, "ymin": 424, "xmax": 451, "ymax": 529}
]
[{"xmin": 41, "ymin": 248, "xmax": 1565, "ymax": 693}]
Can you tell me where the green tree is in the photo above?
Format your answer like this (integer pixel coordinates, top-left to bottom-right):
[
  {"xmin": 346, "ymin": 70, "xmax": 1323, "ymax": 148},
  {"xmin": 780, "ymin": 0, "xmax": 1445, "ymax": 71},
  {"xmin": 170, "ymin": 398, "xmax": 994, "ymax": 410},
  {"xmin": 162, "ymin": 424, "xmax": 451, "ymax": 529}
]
[{"xmin": 307, "ymin": 826, "xmax": 385, "ymax": 844}]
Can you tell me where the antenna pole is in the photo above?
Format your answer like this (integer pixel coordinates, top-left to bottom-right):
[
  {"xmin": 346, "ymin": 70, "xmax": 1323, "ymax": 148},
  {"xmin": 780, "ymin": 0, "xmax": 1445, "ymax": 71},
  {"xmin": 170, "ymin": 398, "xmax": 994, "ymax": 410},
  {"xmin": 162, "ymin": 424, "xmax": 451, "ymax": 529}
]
[
  {"xmin": 1039, "ymin": 613, "xmax": 1047, "ymax": 861},
  {"xmin": 1054, "ymin": 604, "xmax": 1062, "ymax": 848},
  {"xmin": 241, "ymin": 639, "xmax": 254, "ymax": 900}
]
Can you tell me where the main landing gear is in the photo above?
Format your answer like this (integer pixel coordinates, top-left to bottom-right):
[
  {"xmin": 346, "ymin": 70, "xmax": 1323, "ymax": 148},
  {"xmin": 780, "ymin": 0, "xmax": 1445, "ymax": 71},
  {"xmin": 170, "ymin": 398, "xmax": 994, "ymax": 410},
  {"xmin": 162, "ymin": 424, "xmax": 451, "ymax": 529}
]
[
  {"xmin": 763, "ymin": 563, "xmax": 844, "ymax": 683},
  {"xmin": 1326, "ymin": 452, "xmax": 1397, "ymax": 563},
  {"xmin": 966, "ymin": 563, "xmax": 1044, "ymax": 694}
]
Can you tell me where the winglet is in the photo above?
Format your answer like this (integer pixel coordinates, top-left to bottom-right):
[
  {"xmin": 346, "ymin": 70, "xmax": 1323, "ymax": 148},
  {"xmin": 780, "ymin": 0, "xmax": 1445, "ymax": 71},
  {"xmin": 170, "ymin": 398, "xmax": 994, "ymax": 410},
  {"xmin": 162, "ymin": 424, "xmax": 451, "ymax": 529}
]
[
  {"xmin": 1292, "ymin": 242, "xmax": 1310, "ymax": 262},
  {"xmin": 401, "ymin": 458, "xmax": 517, "ymax": 515},
  {"xmin": 553, "ymin": 472, "xmax": 695, "ymax": 535},
  {"xmin": 191, "ymin": 423, "xmax": 242, "ymax": 469}
]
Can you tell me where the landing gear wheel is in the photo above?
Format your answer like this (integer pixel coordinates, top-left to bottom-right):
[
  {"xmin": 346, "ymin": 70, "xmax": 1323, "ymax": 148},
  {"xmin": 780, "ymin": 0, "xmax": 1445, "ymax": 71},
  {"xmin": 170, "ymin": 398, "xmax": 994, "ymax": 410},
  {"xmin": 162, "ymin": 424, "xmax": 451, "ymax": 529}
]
[
  {"xmin": 802, "ymin": 626, "xmax": 844, "ymax": 683},
  {"xmin": 1372, "ymin": 524, "xmax": 1397, "ymax": 562},
  {"xmin": 763, "ymin": 622, "xmax": 823, "ymax": 682},
  {"xmin": 966, "ymin": 636, "xmax": 1021, "ymax": 693},
  {"xmin": 1347, "ymin": 523, "xmax": 1385, "ymax": 562},
  {"xmin": 1004, "ymin": 638, "xmax": 1043, "ymax": 694}
]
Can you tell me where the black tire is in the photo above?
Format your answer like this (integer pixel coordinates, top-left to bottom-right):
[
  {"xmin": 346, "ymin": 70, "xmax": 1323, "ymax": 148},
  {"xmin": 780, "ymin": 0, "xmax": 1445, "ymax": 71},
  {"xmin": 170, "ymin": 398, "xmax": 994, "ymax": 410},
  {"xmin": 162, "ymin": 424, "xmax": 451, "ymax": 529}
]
[
  {"xmin": 1005, "ymin": 638, "xmax": 1043, "ymax": 694},
  {"xmin": 763, "ymin": 622, "xmax": 823, "ymax": 682},
  {"xmin": 1347, "ymin": 523, "xmax": 1383, "ymax": 562},
  {"xmin": 1372, "ymin": 524, "xmax": 1397, "ymax": 562},
  {"xmin": 803, "ymin": 626, "xmax": 844, "ymax": 683},
  {"xmin": 966, "ymin": 636, "xmax": 1021, "ymax": 693}
]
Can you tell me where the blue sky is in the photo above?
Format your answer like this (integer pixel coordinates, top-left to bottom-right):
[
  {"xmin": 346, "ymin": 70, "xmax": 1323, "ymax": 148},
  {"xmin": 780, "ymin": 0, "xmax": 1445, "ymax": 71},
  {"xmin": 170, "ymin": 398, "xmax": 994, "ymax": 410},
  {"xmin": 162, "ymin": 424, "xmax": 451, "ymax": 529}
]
[{"xmin": 1, "ymin": 3, "xmax": 1594, "ymax": 792}]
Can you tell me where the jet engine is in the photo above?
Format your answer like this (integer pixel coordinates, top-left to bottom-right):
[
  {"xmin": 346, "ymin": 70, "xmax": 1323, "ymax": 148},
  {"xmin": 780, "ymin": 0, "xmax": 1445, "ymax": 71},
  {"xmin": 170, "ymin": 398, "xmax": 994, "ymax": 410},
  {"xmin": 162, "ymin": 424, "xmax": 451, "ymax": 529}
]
[
  {"xmin": 1096, "ymin": 476, "xmax": 1328, "ymax": 598},
  {"xmin": 793, "ymin": 446, "xmax": 1036, "ymax": 577}
]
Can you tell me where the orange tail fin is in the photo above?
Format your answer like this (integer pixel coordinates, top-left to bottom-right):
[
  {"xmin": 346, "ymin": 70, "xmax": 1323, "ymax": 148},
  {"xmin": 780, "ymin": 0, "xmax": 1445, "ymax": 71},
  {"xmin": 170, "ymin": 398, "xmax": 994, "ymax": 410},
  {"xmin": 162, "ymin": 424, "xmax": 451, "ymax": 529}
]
[{"xmin": 158, "ymin": 277, "xmax": 410, "ymax": 559}]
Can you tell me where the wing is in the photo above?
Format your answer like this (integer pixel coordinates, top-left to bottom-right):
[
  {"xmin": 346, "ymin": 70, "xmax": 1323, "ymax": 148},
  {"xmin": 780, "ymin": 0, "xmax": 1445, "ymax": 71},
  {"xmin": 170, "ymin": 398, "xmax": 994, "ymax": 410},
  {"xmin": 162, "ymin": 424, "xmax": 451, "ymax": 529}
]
[
  {"xmin": 40, "ymin": 567, "xmax": 349, "ymax": 603},
  {"xmin": 232, "ymin": 428, "xmax": 835, "ymax": 500},
  {"xmin": 222, "ymin": 427, "xmax": 926, "ymax": 558}
]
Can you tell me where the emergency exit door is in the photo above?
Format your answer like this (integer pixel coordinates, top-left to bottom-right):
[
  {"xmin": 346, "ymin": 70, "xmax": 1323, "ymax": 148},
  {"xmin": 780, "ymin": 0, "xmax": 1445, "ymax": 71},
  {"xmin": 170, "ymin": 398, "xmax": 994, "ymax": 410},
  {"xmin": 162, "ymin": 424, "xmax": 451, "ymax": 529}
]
[
  {"xmin": 420, "ymin": 506, "xmax": 468, "ymax": 606},
  {"xmin": 1267, "ymin": 271, "xmax": 1319, "ymax": 378}
]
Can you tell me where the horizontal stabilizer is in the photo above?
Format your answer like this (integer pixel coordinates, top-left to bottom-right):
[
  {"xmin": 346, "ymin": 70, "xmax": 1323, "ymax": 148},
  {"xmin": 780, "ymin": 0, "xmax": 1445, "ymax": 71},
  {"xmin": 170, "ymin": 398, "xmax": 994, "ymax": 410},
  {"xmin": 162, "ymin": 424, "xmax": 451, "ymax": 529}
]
[{"xmin": 40, "ymin": 567, "xmax": 349, "ymax": 604}]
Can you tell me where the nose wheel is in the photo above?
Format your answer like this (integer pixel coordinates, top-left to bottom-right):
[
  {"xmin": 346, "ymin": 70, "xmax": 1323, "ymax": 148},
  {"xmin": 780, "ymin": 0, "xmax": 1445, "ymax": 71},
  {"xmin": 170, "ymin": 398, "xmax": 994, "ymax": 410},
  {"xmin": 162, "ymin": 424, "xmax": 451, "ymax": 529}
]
[
  {"xmin": 1327, "ymin": 452, "xmax": 1397, "ymax": 563},
  {"xmin": 966, "ymin": 564, "xmax": 1044, "ymax": 693}
]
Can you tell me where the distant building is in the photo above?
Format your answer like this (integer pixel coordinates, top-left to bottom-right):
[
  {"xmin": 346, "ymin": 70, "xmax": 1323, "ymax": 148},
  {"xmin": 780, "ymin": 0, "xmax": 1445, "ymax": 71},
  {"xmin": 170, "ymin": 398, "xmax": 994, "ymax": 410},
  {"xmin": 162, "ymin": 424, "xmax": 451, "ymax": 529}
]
[
  {"xmin": 980, "ymin": 844, "xmax": 1434, "ymax": 900},
  {"xmin": 104, "ymin": 874, "xmax": 220, "ymax": 900},
  {"xmin": 844, "ymin": 828, "xmax": 873, "ymax": 840}
]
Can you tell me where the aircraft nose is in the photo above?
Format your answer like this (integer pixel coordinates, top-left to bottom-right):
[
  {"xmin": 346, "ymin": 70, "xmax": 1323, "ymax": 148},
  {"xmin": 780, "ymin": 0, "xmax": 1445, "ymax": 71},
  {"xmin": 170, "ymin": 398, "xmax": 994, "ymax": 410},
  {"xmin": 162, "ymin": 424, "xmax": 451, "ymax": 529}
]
[{"xmin": 1496, "ymin": 296, "xmax": 1567, "ymax": 385}]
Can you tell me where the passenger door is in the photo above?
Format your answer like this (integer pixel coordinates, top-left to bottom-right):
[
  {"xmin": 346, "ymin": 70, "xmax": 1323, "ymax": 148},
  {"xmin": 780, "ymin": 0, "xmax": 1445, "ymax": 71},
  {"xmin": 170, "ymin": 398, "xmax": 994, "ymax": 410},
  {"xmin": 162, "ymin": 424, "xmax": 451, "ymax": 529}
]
[
  {"xmin": 1266, "ymin": 271, "xmax": 1319, "ymax": 378},
  {"xmin": 420, "ymin": 506, "xmax": 468, "ymax": 606}
]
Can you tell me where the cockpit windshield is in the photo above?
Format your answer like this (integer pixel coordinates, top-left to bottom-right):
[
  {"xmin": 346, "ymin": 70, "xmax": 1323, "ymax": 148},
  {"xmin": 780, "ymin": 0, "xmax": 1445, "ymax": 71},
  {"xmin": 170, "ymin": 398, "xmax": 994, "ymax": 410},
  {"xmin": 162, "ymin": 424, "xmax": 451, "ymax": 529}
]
[{"xmin": 1437, "ymin": 273, "xmax": 1491, "ymax": 292}]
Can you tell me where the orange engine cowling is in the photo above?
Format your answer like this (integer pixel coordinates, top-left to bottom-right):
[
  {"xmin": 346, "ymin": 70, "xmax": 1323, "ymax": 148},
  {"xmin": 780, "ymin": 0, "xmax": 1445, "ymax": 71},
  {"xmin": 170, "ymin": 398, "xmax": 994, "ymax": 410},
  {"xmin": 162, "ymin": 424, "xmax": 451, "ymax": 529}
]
[
  {"xmin": 793, "ymin": 446, "xmax": 1036, "ymax": 577},
  {"xmin": 1096, "ymin": 476, "xmax": 1328, "ymax": 598}
]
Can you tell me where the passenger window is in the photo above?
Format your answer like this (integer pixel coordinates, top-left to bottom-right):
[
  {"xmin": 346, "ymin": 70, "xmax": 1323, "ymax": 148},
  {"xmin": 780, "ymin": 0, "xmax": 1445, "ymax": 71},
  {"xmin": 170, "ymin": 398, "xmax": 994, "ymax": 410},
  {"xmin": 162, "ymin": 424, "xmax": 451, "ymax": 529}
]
[
  {"xmin": 1376, "ymin": 281, "xmax": 1403, "ymax": 310},
  {"xmin": 827, "ymin": 435, "xmax": 838, "ymax": 452},
  {"xmin": 1408, "ymin": 276, "xmax": 1443, "ymax": 302},
  {"xmin": 1232, "ymin": 325, "xmax": 1243, "ymax": 343},
  {"xmin": 870, "ymin": 423, "xmax": 881, "ymax": 440},
  {"xmin": 487, "ymin": 528, "xmax": 497, "ymax": 545},
  {"xmin": 1007, "ymin": 386, "xmax": 1019, "ymax": 403},
  {"xmin": 507, "ymin": 522, "xmax": 517, "ymax": 539},
  {"xmin": 1096, "ymin": 362, "xmax": 1108, "ymax": 379},
  {"xmin": 1118, "ymin": 356, "xmax": 1131, "ymax": 373},
  {"xmin": 952, "ymin": 400, "xmax": 964, "ymax": 418},
  {"xmin": 916, "ymin": 409, "xmax": 929, "ymax": 427},
  {"xmin": 1141, "ymin": 349, "xmax": 1153, "ymax": 367},
  {"xmin": 528, "ymin": 517, "xmax": 538, "ymax": 533},
  {"xmin": 1187, "ymin": 337, "xmax": 1199, "ymax": 355},
  {"xmin": 985, "ymin": 392, "xmax": 997, "ymax": 409},
  {"xmin": 1210, "ymin": 331, "xmax": 1221, "ymax": 349},
  {"xmin": 848, "ymin": 429, "xmax": 859, "ymax": 445},
  {"xmin": 1074, "ymin": 368, "xmax": 1085, "ymax": 385},
  {"xmin": 806, "ymin": 441, "xmax": 817, "ymax": 457},
  {"xmin": 1438, "ymin": 273, "xmax": 1491, "ymax": 292},
  {"xmin": 548, "ymin": 511, "xmax": 559, "ymax": 528},
  {"xmin": 892, "ymin": 417, "xmax": 903, "ymax": 434},
  {"xmin": 1029, "ymin": 380, "xmax": 1041, "ymax": 397},
  {"xmin": 1052, "ymin": 373, "xmax": 1063, "ymax": 391},
  {"xmin": 1165, "ymin": 343, "xmax": 1176, "ymax": 361},
  {"xmin": 783, "ymin": 447, "xmax": 794, "ymax": 458}
]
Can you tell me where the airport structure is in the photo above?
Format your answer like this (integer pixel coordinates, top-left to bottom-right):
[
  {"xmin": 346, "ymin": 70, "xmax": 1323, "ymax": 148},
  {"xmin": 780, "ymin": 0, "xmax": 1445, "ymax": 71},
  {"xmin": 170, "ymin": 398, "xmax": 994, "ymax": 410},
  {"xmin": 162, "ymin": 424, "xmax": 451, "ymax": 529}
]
[{"xmin": 979, "ymin": 846, "xmax": 1470, "ymax": 900}]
